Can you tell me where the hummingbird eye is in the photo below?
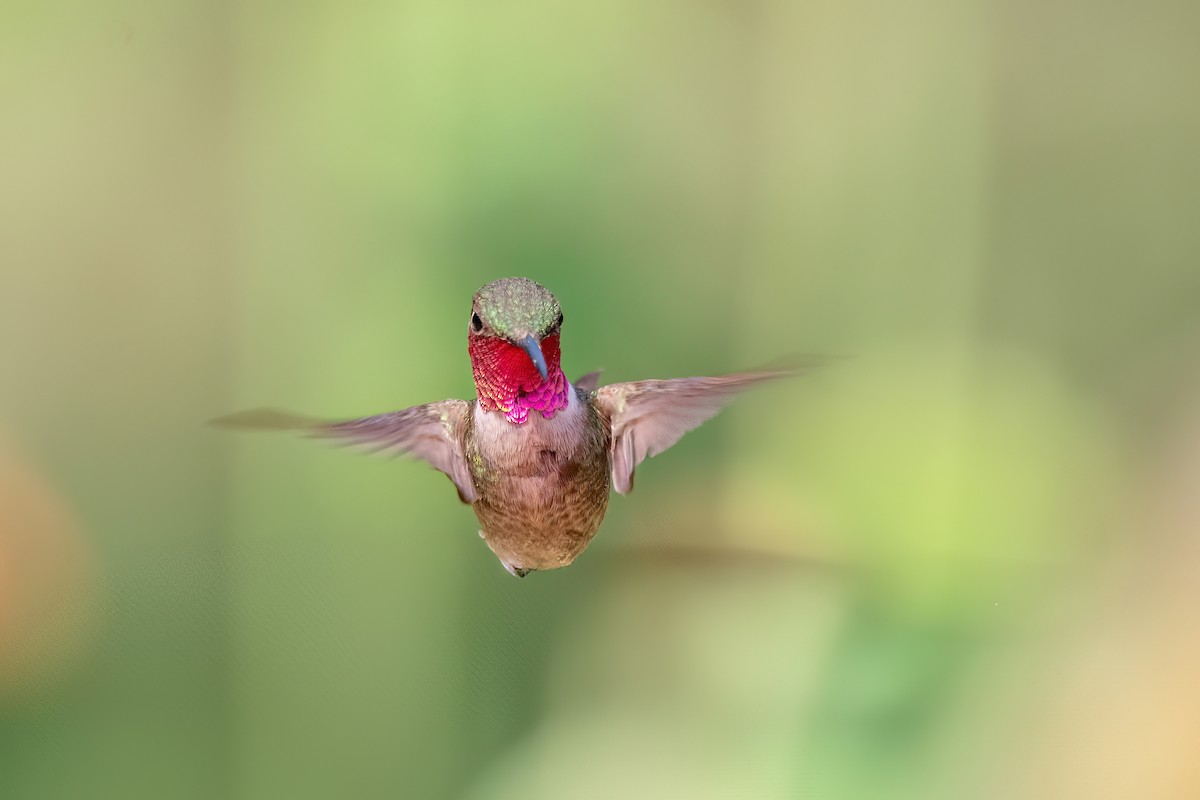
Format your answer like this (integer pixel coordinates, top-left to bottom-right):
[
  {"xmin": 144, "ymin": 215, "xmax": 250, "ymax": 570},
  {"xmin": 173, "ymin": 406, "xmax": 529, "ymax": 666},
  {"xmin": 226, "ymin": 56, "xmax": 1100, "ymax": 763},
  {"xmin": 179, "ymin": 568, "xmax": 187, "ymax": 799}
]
[
  {"xmin": 471, "ymin": 313, "xmax": 483, "ymax": 333},
  {"xmin": 555, "ymin": 311, "xmax": 563, "ymax": 329}
]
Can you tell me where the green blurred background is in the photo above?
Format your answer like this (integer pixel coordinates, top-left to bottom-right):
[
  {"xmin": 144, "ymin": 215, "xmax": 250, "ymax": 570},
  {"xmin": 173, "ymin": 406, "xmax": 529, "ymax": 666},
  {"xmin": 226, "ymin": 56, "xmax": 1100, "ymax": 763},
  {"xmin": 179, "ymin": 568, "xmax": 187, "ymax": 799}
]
[{"xmin": 2, "ymin": 0, "xmax": 1199, "ymax": 798}]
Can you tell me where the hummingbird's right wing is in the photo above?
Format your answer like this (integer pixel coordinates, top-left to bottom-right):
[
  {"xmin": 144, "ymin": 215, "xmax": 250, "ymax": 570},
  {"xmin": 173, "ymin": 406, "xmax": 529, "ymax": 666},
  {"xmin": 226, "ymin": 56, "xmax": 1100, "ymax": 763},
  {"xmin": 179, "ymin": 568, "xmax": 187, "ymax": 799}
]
[
  {"xmin": 594, "ymin": 366, "xmax": 803, "ymax": 495},
  {"xmin": 213, "ymin": 400, "xmax": 477, "ymax": 503}
]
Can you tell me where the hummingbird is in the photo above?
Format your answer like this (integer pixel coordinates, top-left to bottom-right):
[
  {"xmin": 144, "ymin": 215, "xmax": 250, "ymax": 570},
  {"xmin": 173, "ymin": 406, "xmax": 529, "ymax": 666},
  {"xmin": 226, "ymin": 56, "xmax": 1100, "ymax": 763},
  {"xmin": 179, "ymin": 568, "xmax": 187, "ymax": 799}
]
[{"xmin": 219, "ymin": 277, "xmax": 809, "ymax": 578}]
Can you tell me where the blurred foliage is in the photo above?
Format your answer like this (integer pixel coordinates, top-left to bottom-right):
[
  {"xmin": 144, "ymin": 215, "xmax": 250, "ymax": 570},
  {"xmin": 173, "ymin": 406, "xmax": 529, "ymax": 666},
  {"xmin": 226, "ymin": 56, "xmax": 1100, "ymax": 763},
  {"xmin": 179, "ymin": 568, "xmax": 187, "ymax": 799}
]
[{"xmin": 1, "ymin": 0, "xmax": 1199, "ymax": 798}]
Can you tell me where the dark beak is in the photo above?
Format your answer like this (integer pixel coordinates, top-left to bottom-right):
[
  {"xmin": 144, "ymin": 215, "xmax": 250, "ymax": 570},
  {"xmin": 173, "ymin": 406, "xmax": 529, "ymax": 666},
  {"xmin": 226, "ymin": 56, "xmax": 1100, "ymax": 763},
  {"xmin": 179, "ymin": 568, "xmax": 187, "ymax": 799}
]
[{"xmin": 516, "ymin": 334, "xmax": 548, "ymax": 382}]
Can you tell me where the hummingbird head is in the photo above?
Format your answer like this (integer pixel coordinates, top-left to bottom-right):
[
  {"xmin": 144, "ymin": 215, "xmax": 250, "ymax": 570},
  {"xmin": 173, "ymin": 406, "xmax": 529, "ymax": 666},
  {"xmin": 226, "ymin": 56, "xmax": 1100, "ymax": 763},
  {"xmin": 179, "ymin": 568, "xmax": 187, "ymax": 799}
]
[{"xmin": 467, "ymin": 277, "xmax": 568, "ymax": 424}]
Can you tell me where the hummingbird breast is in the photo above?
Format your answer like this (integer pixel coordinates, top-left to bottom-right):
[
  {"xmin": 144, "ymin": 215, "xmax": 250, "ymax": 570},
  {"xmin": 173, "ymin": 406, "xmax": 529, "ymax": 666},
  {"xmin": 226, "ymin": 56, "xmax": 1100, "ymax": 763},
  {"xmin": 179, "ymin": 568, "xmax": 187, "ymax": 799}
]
[{"xmin": 465, "ymin": 384, "xmax": 611, "ymax": 573}]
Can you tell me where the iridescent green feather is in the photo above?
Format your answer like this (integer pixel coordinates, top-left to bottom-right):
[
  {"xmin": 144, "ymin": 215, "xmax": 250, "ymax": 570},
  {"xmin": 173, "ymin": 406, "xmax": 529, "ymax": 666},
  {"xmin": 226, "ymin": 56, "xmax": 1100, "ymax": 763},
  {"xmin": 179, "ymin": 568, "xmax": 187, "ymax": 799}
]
[{"xmin": 473, "ymin": 277, "xmax": 562, "ymax": 338}]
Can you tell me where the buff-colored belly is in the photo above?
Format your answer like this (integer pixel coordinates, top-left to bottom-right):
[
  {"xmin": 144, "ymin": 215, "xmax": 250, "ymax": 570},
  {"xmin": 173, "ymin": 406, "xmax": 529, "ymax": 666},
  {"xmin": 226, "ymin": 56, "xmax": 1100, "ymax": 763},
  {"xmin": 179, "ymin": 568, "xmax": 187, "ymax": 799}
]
[{"xmin": 473, "ymin": 464, "xmax": 610, "ymax": 572}]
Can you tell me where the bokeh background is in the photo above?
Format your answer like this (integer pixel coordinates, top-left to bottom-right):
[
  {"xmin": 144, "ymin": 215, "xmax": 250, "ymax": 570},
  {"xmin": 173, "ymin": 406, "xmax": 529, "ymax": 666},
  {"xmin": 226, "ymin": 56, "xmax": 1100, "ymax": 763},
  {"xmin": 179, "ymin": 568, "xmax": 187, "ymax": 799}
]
[{"xmin": 2, "ymin": 0, "xmax": 1199, "ymax": 798}]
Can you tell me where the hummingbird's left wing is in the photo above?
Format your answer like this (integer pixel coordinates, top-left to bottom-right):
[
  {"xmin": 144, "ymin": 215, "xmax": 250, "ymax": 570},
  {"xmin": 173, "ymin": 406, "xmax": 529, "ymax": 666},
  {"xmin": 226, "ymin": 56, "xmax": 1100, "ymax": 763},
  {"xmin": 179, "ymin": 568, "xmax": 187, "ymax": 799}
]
[
  {"xmin": 573, "ymin": 370, "xmax": 603, "ymax": 394},
  {"xmin": 213, "ymin": 400, "xmax": 477, "ymax": 503},
  {"xmin": 594, "ymin": 366, "xmax": 804, "ymax": 495}
]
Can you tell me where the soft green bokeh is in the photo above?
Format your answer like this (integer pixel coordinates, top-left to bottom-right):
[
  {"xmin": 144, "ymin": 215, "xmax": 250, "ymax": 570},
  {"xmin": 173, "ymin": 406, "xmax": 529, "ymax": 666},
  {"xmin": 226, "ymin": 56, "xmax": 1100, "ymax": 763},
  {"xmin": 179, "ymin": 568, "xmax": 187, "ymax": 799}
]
[{"xmin": 2, "ymin": 0, "xmax": 1198, "ymax": 798}]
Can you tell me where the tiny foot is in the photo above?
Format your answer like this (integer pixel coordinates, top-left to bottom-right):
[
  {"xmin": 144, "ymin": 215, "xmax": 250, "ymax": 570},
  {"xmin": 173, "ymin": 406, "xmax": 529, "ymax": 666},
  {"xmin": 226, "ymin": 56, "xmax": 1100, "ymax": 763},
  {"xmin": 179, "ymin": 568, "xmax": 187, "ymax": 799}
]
[{"xmin": 503, "ymin": 562, "xmax": 531, "ymax": 579}]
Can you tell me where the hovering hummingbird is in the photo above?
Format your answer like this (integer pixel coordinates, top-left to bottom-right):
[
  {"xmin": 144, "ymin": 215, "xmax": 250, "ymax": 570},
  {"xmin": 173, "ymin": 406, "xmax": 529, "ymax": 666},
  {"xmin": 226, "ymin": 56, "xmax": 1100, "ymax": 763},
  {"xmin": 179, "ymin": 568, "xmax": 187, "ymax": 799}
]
[{"xmin": 220, "ymin": 277, "xmax": 810, "ymax": 577}]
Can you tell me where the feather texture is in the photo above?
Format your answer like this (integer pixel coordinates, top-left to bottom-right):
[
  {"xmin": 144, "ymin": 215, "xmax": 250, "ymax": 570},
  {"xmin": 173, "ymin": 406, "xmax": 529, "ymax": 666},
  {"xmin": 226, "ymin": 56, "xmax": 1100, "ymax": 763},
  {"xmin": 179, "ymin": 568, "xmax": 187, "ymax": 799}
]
[
  {"xmin": 213, "ymin": 401, "xmax": 477, "ymax": 503},
  {"xmin": 594, "ymin": 364, "xmax": 808, "ymax": 494}
]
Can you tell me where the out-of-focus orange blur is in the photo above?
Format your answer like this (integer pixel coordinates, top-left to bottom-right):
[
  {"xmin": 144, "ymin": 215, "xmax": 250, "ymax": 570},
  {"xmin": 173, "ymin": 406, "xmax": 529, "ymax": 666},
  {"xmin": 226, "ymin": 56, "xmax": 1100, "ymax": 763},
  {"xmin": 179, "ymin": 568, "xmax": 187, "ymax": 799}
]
[{"xmin": 0, "ymin": 439, "xmax": 94, "ymax": 696}]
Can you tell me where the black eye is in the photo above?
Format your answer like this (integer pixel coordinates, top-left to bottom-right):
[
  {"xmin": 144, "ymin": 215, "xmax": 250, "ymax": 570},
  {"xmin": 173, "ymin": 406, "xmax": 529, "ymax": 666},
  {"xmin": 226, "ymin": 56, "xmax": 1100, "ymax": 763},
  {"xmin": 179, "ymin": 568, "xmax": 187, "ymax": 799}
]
[
  {"xmin": 471, "ymin": 313, "xmax": 483, "ymax": 332},
  {"xmin": 555, "ymin": 311, "xmax": 563, "ymax": 329}
]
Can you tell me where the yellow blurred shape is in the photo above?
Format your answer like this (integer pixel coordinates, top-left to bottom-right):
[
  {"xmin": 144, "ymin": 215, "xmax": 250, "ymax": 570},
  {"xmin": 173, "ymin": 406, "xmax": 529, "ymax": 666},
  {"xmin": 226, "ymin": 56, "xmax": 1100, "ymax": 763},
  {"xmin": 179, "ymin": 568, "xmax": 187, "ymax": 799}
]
[{"xmin": 754, "ymin": 343, "xmax": 1123, "ymax": 622}]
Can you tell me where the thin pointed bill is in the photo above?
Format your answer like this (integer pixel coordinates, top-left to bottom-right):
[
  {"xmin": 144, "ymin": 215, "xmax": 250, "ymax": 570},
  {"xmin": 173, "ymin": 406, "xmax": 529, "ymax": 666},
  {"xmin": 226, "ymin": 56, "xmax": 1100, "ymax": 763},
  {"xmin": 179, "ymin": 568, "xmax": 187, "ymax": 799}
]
[{"xmin": 516, "ymin": 334, "xmax": 548, "ymax": 381}]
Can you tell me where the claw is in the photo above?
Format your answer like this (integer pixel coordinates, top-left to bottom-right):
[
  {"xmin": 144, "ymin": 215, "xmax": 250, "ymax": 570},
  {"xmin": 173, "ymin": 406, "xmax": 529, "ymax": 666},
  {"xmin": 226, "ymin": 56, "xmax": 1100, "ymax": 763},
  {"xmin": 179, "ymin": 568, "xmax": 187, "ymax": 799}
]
[{"xmin": 503, "ymin": 562, "xmax": 530, "ymax": 578}]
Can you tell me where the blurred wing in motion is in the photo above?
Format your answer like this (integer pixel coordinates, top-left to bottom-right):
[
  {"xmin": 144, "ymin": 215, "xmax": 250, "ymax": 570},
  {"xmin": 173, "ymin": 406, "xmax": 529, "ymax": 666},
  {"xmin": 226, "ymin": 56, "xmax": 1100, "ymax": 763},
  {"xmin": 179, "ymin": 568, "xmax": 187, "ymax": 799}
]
[
  {"xmin": 595, "ymin": 361, "xmax": 818, "ymax": 495},
  {"xmin": 213, "ymin": 400, "xmax": 477, "ymax": 503}
]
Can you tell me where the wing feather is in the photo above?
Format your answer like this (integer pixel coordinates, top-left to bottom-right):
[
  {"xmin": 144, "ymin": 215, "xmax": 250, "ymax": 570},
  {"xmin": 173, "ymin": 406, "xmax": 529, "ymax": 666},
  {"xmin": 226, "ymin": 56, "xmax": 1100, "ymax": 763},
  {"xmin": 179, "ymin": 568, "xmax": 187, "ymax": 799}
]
[
  {"xmin": 595, "ymin": 361, "xmax": 818, "ymax": 494},
  {"xmin": 213, "ymin": 400, "xmax": 477, "ymax": 503}
]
